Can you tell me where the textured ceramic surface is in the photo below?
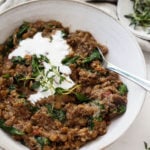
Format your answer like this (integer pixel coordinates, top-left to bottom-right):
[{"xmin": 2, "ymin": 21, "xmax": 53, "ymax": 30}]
[
  {"xmin": 0, "ymin": 0, "xmax": 146, "ymax": 149},
  {"xmin": 117, "ymin": 0, "xmax": 150, "ymax": 41}
]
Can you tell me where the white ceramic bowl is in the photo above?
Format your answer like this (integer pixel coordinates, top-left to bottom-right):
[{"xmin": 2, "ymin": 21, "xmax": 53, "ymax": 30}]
[{"xmin": 0, "ymin": 0, "xmax": 146, "ymax": 150}]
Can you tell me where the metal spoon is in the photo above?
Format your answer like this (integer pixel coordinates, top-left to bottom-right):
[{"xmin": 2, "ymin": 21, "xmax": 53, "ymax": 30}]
[{"xmin": 98, "ymin": 47, "xmax": 150, "ymax": 91}]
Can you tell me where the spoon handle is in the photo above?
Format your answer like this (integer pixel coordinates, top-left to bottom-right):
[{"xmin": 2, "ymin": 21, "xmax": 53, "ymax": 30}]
[{"xmin": 107, "ymin": 62, "xmax": 150, "ymax": 91}]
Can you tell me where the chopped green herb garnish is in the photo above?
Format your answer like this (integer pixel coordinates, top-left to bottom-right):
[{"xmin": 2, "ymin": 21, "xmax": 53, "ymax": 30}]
[
  {"xmin": 95, "ymin": 116, "xmax": 103, "ymax": 122},
  {"xmin": 35, "ymin": 136, "xmax": 51, "ymax": 148},
  {"xmin": 6, "ymin": 35, "xmax": 14, "ymax": 49},
  {"xmin": 18, "ymin": 93, "xmax": 27, "ymax": 98},
  {"xmin": 31, "ymin": 81, "xmax": 41, "ymax": 90},
  {"xmin": 83, "ymin": 48, "xmax": 102, "ymax": 64},
  {"xmin": 13, "ymin": 74, "xmax": 25, "ymax": 84},
  {"xmin": 11, "ymin": 56, "xmax": 25, "ymax": 65},
  {"xmin": 117, "ymin": 104, "xmax": 126, "ymax": 114},
  {"xmin": 100, "ymin": 104, "xmax": 105, "ymax": 110},
  {"xmin": 125, "ymin": 0, "xmax": 150, "ymax": 30},
  {"xmin": 46, "ymin": 104, "xmax": 66, "ymax": 122},
  {"xmin": 0, "ymin": 119, "xmax": 24, "ymax": 135},
  {"xmin": 62, "ymin": 56, "xmax": 80, "ymax": 66},
  {"xmin": 31, "ymin": 54, "xmax": 69, "ymax": 92},
  {"xmin": 55, "ymin": 87, "xmax": 68, "ymax": 95},
  {"xmin": 31, "ymin": 55, "xmax": 45, "ymax": 78},
  {"xmin": 118, "ymin": 84, "xmax": 128, "ymax": 96},
  {"xmin": 23, "ymin": 100, "xmax": 39, "ymax": 113},
  {"xmin": 93, "ymin": 101, "xmax": 105, "ymax": 110},
  {"xmin": 29, "ymin": 106, "xmax": 39, "ymax": 113},
  {"xmin": 55, "ymin": 84, "xmax": 81, "ymax": 95},
  {"xmin": 88, "ymin": 117, "xmax": 95, "ymax": 130},
  {"xmin": 61, "ymin": 30, "xmax": 68, "ymax": 38},
  {"xmin": 17, "ymin": 22, "xmax": 30, "ymax": 38},
  {"xmin": 39, "ymin": 54, "xmax": 50, "ymax": 63},
  {"xmin": 31, "ymin": 54, "xmax": 67, "ymax": 91},
  {"xmin": 75, "ymin": 93, "xmax": 91, "ymax": 103},
  {"xmin": 8, "ymin": 84, "xmax": 16, "ymax": 91},
  {"xmin": 2, "ymin": 74, "xmax": 10, "ymax": 79}
]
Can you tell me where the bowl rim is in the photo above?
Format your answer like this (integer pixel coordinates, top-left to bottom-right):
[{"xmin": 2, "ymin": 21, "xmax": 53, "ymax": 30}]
[{"xmin": 0, "ymin": 0, "xmax": 147, "ymax": 149}]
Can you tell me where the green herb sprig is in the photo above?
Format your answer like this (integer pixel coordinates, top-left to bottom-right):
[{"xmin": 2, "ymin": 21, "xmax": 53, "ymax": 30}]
[
  {"xmin": 83, "ymin": 48, "xmax": 103, "ymax": 64},
  {"xmin": 31, "ymin": 55, "xmax": 69, "ymax": 92},
  {"xmin": 62, "ymin": 48, "xmax": 102, "ymax": 66},
  {"xmin": 17, "ymin": 22, "xmax": 30, "ymax": 38},
  {"xmin": 35, "ymin": 136, "xmax": 51, "ymax": 149},
  {"xmin": 118, "ymin": 84, "xmax": 128, "ymax": 96},
  {"xmin": 62, "ymin": 55, "xmax": 80, "ymax": 66},
  {"xmin": 55, "ymin": 84, "xmax": 80, "ymax": 95},
  {"xmin": 117, "ymin": 104, "xmax": 126, "ymax": 114},
  {"xmin": 125, "ymin": 0, "xmax": 150, "ymax": 30},
  {"xmin": 11, "ymin": 56, "xmax": 25, "ymax": 65},
  {"xmin": 0, "ymin": 119, "xmax": 24, "ymax": 135},
  {"xmin": 74, "ymin": 93, "xmax": 92, "ymax": 103},
  {"xmin": 46, "ymin": 104, "xmax": 66, "ymax": 122}
]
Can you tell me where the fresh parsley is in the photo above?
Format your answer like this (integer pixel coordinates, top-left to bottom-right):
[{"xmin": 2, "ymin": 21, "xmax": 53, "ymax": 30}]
[
  {"xmin": 88, "ymin": 117, "xmax": 95, "ymax": 130},
  {"xmin": 0, "ymin": 119, "xmax": 24, "ymax": 135},
  {"xmin": 83, "ymin": 48, "xmax": 103, "ymax": 64},
  {"xmin": 118, "ymin": 84, "xmax": 128, "ymax": 96},
  {"xmin": 61, "ymin": 30, "xmax": 68, "ymax": 38},
  {"xmin": 74, "ymin": 93, "xmax": 92, "ymax": 103},
  {"xmin": 46, "ymin": 104, "xmax": 66, "ymax": 122},
  {"xmin": 8, "ymin": 84, "xmax": 16, "ymax": 91},
  {"xmin": 11, "ymin": 56, "xmax": 25, "ymax": 65},
  {"xmin": 125, "ymin": 0, "xmax": 150, "ymax": 29},
  {"xmin": 31, "ymin": 55, "xmax": 68, "ymax": 92},
  {"xmin": 62, "ymin": 55, "xmax": 80, "ymax": 66},
  {"xmin": 35, "ymin": 136, "xmax": 51, "ymax": 148},
  {"xmin": 2, "ymin": 73, "xmax": 10, "ymax": 79},
  {"xmin": 17, "ymin": 22, "xmax": 30, "ymax": 38},
  {"xmin": 55, "ymin": 87, "xmax": 68, "ymax": 95},
  {"xmin": 117, "ymin": 104, "xmax": 126, "ymax": 114},
  {"xmin": 31, "ymin": 81, "xmax": 41, "ymax": 90}
]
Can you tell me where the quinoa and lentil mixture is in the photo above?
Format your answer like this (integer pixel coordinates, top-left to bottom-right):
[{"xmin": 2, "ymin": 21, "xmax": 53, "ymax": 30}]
[{"xmin": 0, "ymin": 20, "xmax": 128, "ymax": 150}]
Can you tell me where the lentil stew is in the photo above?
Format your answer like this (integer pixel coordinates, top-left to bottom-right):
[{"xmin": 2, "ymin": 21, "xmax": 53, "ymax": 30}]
[{"xmin": 0, "ymin": 20, "xmax": 128, "ymax": 150}]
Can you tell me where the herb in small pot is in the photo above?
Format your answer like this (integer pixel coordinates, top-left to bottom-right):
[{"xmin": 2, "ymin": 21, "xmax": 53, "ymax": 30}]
[{"xmin": 125, "ymin": 0, "xmax": 150, "ymax": 29}]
